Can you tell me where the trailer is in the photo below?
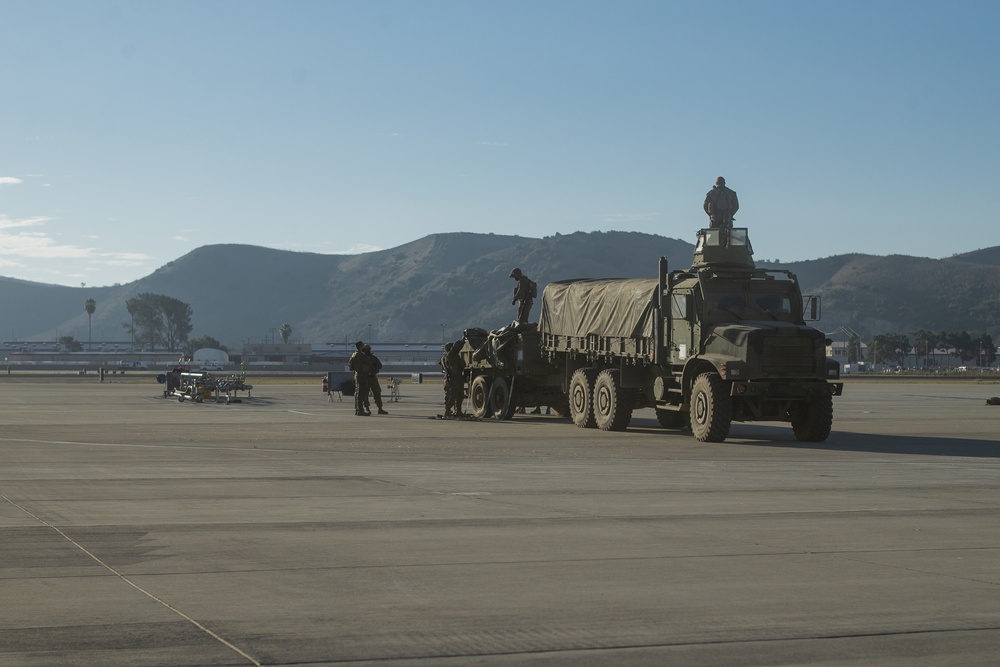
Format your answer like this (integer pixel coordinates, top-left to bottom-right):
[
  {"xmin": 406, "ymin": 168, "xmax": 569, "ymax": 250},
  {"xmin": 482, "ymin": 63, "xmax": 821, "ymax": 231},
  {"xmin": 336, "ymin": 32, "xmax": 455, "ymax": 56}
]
[{"xmin": 162, "ymin": 370, "xmax": 254, "ymax": 404}]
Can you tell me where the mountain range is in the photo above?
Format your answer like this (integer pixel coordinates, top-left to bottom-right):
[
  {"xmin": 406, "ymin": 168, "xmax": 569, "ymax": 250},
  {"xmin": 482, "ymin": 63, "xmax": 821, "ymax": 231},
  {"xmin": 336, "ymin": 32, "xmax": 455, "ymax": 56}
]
[{"xmin": 3, "ymin": 231, "xmax": 999, "ymax": 349}]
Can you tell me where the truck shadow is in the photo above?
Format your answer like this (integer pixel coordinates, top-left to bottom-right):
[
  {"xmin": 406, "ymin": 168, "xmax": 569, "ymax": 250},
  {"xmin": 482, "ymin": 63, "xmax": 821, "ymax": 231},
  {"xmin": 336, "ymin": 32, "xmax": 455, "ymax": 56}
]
[
  {"xmin": 626, "ymin": 418, "xmax": 1000, "ymax": 458},
  {"xmin": 731, "ymin": 425, "xmax": 999, "ymax": 458}
]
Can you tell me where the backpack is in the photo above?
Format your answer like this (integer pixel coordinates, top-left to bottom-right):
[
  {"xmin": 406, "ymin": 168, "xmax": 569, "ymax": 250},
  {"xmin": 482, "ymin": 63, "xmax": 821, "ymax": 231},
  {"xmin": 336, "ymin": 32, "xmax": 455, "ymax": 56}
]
[{"xmin": 527, "ymin": 278, "xmax": 538, "ymax": 299}]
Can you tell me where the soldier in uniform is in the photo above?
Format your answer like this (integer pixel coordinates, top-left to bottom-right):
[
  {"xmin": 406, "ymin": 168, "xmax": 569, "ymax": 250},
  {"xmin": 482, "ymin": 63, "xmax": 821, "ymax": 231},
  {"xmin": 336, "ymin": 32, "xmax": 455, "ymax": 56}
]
[
  {"xmin": 509, "ymin": 267, "xmax": 534, "ymax": 324},
  {"xmin": 348, "ymin": 341, "xmax": 371, "ymax": 416},
  {"xmin": 363, "ymin": 344, "xmax": 388, "ymax": 414},
  {"xmin": 439, "ymin": 341, "xmax": 465, "ymax": 417},
  {"xmin": 703, "ymin": 176, "xmax": 739, "ymax": 230}
]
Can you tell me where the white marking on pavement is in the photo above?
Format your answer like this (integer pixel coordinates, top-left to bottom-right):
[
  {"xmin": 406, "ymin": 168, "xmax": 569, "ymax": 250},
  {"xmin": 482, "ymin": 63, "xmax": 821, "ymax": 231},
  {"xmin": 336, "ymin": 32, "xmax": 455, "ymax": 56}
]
[{"xmin": 0, "ymin": 493, "xmax": 263, "ymax": 667}]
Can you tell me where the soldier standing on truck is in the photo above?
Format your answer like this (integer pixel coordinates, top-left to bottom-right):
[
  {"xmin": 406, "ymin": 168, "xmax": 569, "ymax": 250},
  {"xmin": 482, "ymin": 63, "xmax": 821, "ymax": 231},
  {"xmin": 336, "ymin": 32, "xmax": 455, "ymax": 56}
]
[
  {"xmin": 510, "ymin": 267, "xmax": 536, "ymax": 324},
  {"xmin": 349, "ymin": 341, "xmax": 371, "ymax": 416},
  {"xmin": 703, "ymin": 176, "xmax": 739, "ymax": 229}
]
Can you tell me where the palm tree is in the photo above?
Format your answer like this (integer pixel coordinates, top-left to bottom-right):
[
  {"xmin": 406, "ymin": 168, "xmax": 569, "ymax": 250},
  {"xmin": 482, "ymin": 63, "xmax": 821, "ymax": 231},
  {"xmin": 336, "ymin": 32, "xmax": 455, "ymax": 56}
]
[
  {"xmin": 84, "ymin": 298, "xmax": 96, "ymax": 351},
  {"xmin": 279, "ymin": 323, "xmax": 292, "ymax": 344}
]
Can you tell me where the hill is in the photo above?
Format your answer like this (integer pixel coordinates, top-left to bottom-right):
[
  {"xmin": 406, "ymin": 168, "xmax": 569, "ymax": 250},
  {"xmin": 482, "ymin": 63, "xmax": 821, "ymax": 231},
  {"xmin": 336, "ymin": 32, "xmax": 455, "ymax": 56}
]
[
  {"xmin": 4, "ymin": 231, "xmax": 999, "ymax": 348},
  {"xmin": 950, "ymin": 246, "xmax": 1000, "ymax": 267}
]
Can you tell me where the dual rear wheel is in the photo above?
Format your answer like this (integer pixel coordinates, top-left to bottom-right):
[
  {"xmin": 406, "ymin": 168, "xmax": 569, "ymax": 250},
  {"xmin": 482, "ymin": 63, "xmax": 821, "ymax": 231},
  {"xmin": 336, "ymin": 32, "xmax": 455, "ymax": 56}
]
[
  {"xmin": 469, "ymin": 374, "xmax": 517, "ymax": 420},
  {"xmin": 569, "ymin": 368, "xmax": 632, "ymax": 431}
]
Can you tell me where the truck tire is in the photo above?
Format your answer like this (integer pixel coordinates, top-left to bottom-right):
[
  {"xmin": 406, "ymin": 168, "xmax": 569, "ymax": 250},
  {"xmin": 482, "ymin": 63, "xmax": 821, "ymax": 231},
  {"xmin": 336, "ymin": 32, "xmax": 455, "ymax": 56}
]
[
  {"xmin": 655, "ymin": 408, "xmax": 686, "ymax": 429},
  {"xmin": 470, "ymin": 375, "xmax": 492, "ymax": 418},
  {"xmin": 690, "ymin": 372, "xmax": 732, "ymax": 442},
  {"xmin": 569, "ymin": 368, "xmax": 598, "ymax": 429},
  {"xmin": 488, "ymin": 376, "xmax": 517, "ymax": 420},
  {"xmin": 792, "ymin": 392, "xmax": 833, "ymax": 442},
  {"xmin": 593, "ymin": 369, "xmax": 633, "ymax": 431}
]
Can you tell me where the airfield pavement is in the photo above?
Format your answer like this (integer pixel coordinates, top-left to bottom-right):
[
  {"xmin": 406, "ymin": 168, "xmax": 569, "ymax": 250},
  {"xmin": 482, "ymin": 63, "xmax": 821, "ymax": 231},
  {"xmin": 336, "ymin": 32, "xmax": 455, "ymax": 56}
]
[{"xmin": 1, "ymin": 374, "xmax": 999, "ymax": 666}]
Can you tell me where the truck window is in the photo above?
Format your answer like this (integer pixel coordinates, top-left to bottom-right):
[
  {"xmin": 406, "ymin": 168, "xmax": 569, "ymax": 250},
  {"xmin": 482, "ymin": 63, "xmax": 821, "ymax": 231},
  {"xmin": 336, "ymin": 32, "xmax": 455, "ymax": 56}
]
[
  {"xmin": 670, "ymin": 293, "xmax": 688, "ymax": 319},
  {"xmin": 755, "ymin": 293, "xmax": 790, "ymax": 314},
  {"xmin": 749, "ymin": 289, "xmax": 797, "ymax": 322},
  {"xmin": 705, "ymin": 292, "xmax": 748, "ymax": 323},
  {"xmin": 705, "ymin": 288, "xmax": 797, "ymax": 323}
]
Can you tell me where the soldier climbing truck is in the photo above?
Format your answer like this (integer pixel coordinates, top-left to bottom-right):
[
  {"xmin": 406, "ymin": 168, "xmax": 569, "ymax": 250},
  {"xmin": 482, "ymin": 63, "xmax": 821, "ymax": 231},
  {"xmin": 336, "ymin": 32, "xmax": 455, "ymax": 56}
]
[{"xmin": 457, "ymin": 228, "xmax": 843, "ymax": 442}]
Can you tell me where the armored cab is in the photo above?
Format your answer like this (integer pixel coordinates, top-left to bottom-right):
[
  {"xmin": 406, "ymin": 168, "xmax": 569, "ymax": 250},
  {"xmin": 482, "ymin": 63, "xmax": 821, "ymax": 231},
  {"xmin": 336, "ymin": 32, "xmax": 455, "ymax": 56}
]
[
  {"xmin": 654, "ymin": 228, "xmax": 842, "ymax": 441},
  {"xmin": 691, "ymin": 227, "xmax": 755, "ymax": 268}
]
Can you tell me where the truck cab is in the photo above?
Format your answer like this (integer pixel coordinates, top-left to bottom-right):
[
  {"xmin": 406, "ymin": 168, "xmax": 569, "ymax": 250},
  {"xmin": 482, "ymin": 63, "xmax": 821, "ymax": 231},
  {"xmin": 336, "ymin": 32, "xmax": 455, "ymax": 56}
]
[{"xmin": 656, "ymin": 228, "xmax": 842, "ymax": 441}]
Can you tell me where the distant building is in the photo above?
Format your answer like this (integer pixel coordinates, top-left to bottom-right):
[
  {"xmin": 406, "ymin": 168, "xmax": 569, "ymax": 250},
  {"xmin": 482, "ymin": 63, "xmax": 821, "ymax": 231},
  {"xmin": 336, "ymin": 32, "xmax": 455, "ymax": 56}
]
[{"xmin": 239, "ymin": 342, "xmax": 443, "ymax": 372}]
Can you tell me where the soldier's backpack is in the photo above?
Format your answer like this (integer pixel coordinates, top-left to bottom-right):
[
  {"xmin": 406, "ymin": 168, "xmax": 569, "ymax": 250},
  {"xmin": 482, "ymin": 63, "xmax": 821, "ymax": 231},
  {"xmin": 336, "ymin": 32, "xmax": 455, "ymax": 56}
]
[{"xmin": 527, "ymin": 278, "xmax": 538, "ymax": 299}]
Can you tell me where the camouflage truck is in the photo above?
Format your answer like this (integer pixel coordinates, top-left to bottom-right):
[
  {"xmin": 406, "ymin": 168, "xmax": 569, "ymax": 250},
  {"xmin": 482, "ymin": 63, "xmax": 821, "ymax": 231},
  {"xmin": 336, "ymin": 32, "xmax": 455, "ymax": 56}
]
[{"xmin": 458, "ymin": 228, "xmax": 843, "ymax": 442}]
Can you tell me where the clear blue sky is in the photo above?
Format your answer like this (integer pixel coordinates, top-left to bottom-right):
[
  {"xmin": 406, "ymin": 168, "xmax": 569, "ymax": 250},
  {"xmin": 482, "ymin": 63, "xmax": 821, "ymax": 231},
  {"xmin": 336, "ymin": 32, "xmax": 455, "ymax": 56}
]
[{"xmin": 2, "ymin": 0, "xmax": 998, "ymax": 287}]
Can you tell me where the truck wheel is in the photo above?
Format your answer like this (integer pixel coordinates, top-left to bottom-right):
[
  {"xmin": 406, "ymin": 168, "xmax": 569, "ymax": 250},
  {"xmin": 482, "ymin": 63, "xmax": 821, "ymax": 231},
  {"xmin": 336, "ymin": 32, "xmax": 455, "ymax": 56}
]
[
  {"xmin": 488, "ymin": 376, "xmax": 516, "ymax": 420},
  {"xmin": 656, "ymin": 408, "xmax": 686, "ymax": 429},
  {"xmin": 690, "ymin": 372, "xmax": 732, "ymax": 442},
  {"xmin": 470, "ymin": 375, "xmax": 493, "ymax": 418},
  {"xmin": 792, "ymin": 392, "xmax": 833, "ymax": 442},
  {"xmin": 569, "ymin": 368, "xmax": 598, "ymax": 429},
  {"xmin": 593, "ymin": 369, "xmax": 633, "ymax": 431}
]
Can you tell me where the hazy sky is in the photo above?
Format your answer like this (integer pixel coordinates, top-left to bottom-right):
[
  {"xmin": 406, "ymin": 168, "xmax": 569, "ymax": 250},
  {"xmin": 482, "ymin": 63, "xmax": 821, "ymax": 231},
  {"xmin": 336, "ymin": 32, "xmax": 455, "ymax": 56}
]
[{"xmin": 2, "ymin": 0, "xmax": 998, "ymax": 287}]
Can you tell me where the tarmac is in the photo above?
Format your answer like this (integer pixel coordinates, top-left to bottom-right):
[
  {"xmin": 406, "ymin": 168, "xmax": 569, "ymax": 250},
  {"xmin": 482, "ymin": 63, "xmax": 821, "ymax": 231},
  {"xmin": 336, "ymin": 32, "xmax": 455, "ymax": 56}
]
[{"xmin": 1, "ymin": 375, "xmax": 999, "ymax": 666}]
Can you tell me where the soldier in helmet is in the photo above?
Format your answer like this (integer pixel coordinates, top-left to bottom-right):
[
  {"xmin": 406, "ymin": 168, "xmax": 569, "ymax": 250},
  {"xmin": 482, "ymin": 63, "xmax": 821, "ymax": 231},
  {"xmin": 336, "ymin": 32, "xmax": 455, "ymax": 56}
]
[
  {"xmin": 363, "ymin": 344, "xmax": 388, "ymax": 415},
  {"xmin": 348, "ymin": 341, "xmax": 371, "ymax": 416},
  {"xmin": 439, "ymin": 341, "xmax": 465, "ymax": 417},
  {"xmin": 703, "ymin": 176, "xmax": 739, "ymax": 230},
  {"xmin": 509, "ymin": 267, "xmax": 534, "ymax": 324}
]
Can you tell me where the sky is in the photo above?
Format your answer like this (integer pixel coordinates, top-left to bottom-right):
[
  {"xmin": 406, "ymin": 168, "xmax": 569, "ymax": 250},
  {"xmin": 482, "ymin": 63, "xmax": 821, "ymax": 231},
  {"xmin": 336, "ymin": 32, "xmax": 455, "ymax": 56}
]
[{"xmin": 2, "ymin": 0, "xmax": 998, "ymax": 287}]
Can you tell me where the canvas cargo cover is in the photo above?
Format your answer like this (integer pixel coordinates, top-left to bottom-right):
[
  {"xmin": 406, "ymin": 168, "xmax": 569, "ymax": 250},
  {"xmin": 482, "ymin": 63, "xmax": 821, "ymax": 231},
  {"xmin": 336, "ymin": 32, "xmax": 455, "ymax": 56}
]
[{"xmin": 539, "ymin": 278, "xmax": 659, "ymax": 339}]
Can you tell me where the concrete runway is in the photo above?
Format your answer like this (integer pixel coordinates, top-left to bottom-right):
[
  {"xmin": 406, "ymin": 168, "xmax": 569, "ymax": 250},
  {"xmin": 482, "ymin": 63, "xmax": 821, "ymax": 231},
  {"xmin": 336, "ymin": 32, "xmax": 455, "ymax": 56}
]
[{"xmin": 1, "ymin": 376, "xmax": 998, "ymax": 666}]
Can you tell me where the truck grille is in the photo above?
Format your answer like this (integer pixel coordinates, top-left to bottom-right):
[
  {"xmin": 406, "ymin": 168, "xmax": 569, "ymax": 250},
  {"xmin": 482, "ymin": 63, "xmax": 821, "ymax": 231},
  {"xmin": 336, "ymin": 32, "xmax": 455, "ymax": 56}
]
[{"xmin": 761, "ymin": 337, "xmax": 815, "ymax": 375}]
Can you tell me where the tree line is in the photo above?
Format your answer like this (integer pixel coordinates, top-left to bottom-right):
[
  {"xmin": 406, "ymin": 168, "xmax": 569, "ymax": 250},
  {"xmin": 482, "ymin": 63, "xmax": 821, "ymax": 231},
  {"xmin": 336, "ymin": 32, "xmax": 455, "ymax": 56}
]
[
  {"xmin": 865, "ymin": 330, "xmax": 997, "ymax": 369},
  {"xmin": 58, "ymin": 293, "xmax": 296, "ymax": 355}
]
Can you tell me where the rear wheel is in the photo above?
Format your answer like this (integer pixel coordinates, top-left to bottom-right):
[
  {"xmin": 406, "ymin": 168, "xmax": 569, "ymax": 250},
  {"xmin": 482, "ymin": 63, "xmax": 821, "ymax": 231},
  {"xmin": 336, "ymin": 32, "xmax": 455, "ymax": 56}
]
[
  {"xmin": 488, "ymin": 376, "xmax": 516, "ymax": 420},
  {"xmin": 569, "ymin": 368, "xmax": 599, "ymax": 429},
  {"xmin": 593, "ymin": 369, "xmax": 633, "ymax": 431},
  {"xmin": 690, "ymin": 372, "xmax": 732, "ymax": 442},
  {"xmin": 470, "ymin": 375, "xmax": 492, "ymax": 418},
  {"xmin": 792, "ymin": 391, "xmax": 833, "ymax": 442}
]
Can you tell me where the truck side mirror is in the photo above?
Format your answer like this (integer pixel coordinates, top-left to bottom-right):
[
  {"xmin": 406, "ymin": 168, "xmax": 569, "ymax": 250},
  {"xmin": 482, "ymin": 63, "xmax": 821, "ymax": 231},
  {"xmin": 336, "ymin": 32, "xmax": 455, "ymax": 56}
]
[{"xmin": 803, "ymin": 295, "xmax": 820, "ymax": 321}]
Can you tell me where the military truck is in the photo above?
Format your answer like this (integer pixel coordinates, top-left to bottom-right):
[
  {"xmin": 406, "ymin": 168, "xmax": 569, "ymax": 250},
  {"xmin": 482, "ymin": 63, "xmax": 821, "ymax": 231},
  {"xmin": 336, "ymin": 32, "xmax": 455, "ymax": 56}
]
[{"xmin": 458, "ymin": 227, "xmax": 843, "ymax": 442}]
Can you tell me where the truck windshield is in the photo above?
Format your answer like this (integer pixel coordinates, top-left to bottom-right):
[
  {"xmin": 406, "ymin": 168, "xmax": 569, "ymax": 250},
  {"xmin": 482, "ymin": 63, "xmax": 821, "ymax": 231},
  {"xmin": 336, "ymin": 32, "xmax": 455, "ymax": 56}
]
[{"xmin": 705, "ymin": 286, "xmax": 798, "ymax": 324}]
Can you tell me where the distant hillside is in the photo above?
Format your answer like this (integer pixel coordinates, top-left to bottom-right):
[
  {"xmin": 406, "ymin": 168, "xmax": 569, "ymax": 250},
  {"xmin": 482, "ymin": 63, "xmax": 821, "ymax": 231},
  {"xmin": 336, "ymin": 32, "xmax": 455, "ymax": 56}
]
[
  {"xmin": 806, "ymin": 254, "xmax": 1000, "ymax": 337},
  {"xmin": 950, "ymin": 246, "xmax": 1000, "ymax": 267},
  {"xmin": 4, "ymin": 231, "xmax": 999, "ymax": 348},
  {"xmin": 6, "ymin": 231, "xmax": 693, "ymax": 348}
]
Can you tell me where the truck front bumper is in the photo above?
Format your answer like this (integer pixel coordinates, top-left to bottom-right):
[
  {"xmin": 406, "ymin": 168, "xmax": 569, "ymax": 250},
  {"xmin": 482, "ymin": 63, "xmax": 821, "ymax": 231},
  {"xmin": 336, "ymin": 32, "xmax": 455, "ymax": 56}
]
[{"xmin": 729, "ymin": 380, "xmax": 844, "ymax": 398}]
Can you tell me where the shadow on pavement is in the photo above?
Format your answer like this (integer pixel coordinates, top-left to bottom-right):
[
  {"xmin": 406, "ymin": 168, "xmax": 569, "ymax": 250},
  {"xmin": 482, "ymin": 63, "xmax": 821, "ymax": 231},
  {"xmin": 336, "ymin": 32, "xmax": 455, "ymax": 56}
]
[{"xmin": 627, "ymin": 417, "xmax": 1000, "ymax": 458}]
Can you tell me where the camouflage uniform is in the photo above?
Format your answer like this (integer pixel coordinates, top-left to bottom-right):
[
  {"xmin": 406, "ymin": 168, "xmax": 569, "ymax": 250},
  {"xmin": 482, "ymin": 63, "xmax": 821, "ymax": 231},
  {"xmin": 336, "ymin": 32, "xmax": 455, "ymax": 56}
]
[
  {"xmin": 440, "ymin": 342, "xmax": 465, "ymax": 416},
  {"xmin": 703, "ymin": 177, "xmax": 739, "ymax": 230},
  {"xmin": 348, "ymin": 342, "xmax": 371, "ymax": 416},
  {"xmin": 510, "ymin": 269, "xmax": 534, "ymax": 324},
  {"xmin": 364, "ymin": 345, "xmax": 387, "ymax": 414}
]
